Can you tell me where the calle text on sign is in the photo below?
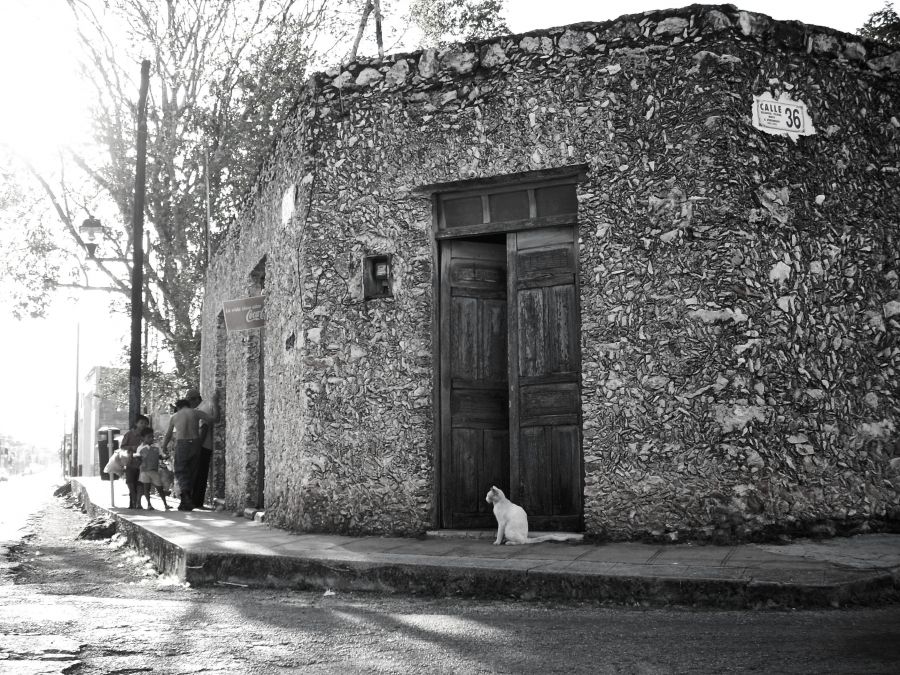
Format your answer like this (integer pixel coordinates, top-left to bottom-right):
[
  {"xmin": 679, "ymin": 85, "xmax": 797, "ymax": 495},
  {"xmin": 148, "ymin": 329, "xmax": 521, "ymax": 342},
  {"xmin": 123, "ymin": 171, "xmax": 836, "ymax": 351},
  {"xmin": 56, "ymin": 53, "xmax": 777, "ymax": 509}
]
[
  {"xmin": 223, "ymin": 295, "xmax": 266, "ymax": 332},
  {"xmin": 751, "ymin": 91, "xmax": 816, "ymax": 141}
]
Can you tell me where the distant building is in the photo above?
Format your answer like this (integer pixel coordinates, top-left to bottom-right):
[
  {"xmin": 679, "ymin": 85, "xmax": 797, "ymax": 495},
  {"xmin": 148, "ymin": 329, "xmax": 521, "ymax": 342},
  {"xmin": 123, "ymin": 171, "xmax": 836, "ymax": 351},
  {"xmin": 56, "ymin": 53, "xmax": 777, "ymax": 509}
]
[
  {"xmin": 77, "ymin": 366, "xmax": 129, "ymax": 476},
  {"xmin": 200, "ymin": 5, "xmax": 900, "ymax": 541}
]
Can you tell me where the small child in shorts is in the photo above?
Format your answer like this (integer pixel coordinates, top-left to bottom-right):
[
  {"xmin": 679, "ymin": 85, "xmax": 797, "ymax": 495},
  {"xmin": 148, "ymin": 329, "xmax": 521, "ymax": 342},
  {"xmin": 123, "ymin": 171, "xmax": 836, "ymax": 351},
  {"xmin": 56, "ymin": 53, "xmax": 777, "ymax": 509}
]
[
  {"xmin": 137, "ymin": 428, "xmax": 169, "ymax": 510},
  {"xmin": 124, "ymin": 446, "xmax": 142, "ymax": 509}
]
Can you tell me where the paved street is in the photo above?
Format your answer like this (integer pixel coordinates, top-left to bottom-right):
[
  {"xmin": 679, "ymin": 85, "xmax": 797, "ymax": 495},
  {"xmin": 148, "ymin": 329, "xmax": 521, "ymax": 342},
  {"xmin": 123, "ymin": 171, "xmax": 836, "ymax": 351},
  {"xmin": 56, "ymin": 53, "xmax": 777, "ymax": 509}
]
[
  {"xmin": 0, "ymin": 482, "xmax": 899, "ymax": 674},
  {"xmin": 0, "ymin": 468, "xmax": 57, "ymax": 564}
]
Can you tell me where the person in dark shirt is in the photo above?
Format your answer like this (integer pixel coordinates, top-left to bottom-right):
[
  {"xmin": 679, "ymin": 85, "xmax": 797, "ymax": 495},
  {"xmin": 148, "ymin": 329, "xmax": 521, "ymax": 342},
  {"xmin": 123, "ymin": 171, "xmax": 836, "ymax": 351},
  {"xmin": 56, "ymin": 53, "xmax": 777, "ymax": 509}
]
[
  {"xmin": 120, "ymin": 415, "xmax": 149, "ymax": 509},
  {"xmin": 187, "ymin": 388, "xmax": 216, "ymax": 509}
]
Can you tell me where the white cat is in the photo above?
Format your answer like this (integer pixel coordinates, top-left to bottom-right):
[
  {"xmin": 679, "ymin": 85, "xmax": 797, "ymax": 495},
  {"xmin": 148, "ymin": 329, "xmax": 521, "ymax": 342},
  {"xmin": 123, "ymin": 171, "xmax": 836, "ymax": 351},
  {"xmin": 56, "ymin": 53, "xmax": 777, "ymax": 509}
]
[{"xmin": 485, "ymin": 486, "xmax": 570, "ymax": 545}]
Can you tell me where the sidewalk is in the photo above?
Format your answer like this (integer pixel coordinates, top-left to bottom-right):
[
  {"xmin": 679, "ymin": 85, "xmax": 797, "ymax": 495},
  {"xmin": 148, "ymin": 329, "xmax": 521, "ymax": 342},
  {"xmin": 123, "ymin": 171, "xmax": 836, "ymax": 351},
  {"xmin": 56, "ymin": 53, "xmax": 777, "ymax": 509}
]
[{"xmin": 70, "ymin": 477, "xmax": 900, "ymax": 609}]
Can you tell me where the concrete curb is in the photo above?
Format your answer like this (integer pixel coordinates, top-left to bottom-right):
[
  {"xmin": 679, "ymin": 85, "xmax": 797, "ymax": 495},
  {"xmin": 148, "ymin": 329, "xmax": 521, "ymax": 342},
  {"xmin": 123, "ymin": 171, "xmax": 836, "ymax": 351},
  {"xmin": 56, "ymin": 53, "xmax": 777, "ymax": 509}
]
[
  {"xmin": 181, "ymin": 551, "xmax": 900, "ymax": 608},
  {"xmin": 73, "ymin": 479, "xmax": 188, "ymax": 579},
  {"xmin": 69, "ymin": 480, "xmax": 900, "ymax": 608}
]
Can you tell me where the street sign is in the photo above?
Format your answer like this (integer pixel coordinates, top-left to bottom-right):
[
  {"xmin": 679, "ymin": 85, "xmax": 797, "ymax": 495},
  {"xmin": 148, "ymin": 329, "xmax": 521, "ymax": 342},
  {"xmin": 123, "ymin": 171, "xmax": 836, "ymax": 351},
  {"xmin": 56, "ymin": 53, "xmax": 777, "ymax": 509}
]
[
  {"xmin": 751, "ymin": 91, "xmax": 816, "ymax": 141},
  {"xmin": 223, "ymin": 295, "xmax": 266, "ymax": 331}
]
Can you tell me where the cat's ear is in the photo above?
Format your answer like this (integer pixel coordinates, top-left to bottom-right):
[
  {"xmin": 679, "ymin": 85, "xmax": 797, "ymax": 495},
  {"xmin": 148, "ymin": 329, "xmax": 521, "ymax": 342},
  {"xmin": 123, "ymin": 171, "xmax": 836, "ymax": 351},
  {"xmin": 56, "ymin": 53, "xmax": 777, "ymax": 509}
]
[{"xmin": 490, "ymin": 486, "xmax": 498, "ymax": 492}]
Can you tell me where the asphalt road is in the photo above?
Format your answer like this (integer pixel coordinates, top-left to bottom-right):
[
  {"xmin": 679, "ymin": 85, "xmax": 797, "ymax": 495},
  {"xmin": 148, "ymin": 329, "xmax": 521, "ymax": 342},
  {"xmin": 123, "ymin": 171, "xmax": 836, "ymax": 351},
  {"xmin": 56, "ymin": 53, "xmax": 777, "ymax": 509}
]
[
  {"xmin": 0, "ymin": 468, "xmax": 58, "ymax": 548},
  {"xmin": 1, "ymin": 476, "xmax": 899, "ymax": 674}
]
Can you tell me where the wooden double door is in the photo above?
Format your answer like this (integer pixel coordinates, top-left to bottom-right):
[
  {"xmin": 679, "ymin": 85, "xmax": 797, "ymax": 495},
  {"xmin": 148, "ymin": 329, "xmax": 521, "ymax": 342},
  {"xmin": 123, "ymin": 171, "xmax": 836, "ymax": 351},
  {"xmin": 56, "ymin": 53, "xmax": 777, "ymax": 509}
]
[{"xmin": 439, "ymin": 226, "xmax": 583, "ymax": 530}]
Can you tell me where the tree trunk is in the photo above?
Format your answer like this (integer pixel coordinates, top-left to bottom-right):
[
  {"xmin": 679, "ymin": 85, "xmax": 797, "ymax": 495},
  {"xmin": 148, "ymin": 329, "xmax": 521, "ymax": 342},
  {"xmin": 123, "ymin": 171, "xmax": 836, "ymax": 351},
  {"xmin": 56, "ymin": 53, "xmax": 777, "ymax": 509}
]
[
  {"xmin": 373, "ymin": 0, "xmax": 384, "ymax": 58},
  {"xmin": 348, "ymin": 1, "xmax": 373, "ymax": 62}
]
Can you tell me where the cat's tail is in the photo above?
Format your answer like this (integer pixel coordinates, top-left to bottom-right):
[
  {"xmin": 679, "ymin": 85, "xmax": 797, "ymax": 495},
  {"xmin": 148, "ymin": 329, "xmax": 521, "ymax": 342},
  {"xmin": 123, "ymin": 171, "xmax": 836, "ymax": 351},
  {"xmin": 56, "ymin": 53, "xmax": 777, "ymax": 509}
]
[{"xmin": 526, "ymin": 534, "xmax": 571, "ymax": 543}]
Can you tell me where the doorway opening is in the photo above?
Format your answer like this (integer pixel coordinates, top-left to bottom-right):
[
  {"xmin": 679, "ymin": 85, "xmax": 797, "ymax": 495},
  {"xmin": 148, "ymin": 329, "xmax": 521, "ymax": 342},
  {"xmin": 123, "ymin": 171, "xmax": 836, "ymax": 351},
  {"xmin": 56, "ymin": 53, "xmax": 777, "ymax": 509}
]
[
  {"xmin": 430, "ymin": 167, "xmax": 586, "ymax": 531},
  {"xmin": 248, "ymin": 256, "xmax": 266, "ymax": 510},
  {"xmin": 213, "ymin": 311, "xmax": 227, "ymax": 501}
]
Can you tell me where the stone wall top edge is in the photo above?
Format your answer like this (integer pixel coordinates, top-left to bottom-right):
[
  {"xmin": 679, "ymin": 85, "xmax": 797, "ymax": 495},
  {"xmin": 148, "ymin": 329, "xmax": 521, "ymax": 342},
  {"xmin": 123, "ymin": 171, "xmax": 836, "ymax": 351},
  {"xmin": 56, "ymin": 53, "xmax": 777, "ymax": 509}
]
[
  {"xmin": 311, "ymin": 2, "xmax": 895, "ymax": 85},
  {"xmin": 211, "ymin": 1, "xmax": 899, "ymax": 269}
]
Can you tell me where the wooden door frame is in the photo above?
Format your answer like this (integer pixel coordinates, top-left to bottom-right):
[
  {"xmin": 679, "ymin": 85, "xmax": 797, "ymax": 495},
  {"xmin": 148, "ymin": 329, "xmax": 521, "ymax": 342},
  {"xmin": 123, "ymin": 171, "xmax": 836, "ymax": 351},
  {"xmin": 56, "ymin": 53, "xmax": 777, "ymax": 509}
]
[{"xmin": 426, "ymin": 167, "xmax": 587, "ymax": 528}]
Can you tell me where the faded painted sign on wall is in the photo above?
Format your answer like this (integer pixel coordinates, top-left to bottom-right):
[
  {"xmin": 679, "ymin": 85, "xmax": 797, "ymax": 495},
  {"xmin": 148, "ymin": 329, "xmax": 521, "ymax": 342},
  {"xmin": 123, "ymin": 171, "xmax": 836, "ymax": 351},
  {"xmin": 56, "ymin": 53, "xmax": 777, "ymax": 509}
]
[{"xmin": 223, "ymin": 296, "xmax": 265, "ymax": 331}]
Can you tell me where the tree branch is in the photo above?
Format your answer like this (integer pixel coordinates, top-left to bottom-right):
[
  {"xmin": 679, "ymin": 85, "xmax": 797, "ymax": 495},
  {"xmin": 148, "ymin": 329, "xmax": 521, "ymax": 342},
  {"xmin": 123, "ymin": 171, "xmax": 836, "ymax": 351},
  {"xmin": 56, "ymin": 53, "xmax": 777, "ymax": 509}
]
[
  {"xmin": 56, "ymin": 283, "xmax": 127, "ymax": 294},
  {"xmin": 17, "ymin": 153, "xmax": 130, "ymax": 297}
]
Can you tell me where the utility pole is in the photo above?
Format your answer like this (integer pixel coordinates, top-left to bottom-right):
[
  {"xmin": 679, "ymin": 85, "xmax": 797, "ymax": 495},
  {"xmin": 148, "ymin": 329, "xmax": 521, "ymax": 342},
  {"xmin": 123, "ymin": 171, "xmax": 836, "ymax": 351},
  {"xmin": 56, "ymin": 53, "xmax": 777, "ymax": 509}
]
[
  {"xmin": 72, "ymin": 322, "xmax": 80, "ymax": 476},
  {"xmin": 129, "ymin": 59, "xmax": 150, "ymax": 428}
]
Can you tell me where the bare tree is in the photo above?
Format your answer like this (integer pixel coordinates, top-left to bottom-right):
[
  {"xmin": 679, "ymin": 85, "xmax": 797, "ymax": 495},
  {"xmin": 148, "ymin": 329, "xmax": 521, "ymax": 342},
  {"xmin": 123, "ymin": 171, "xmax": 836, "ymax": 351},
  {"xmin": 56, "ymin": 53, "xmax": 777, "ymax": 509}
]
[
  {"xmin": 2, "ymin": 0, "xmax": 338, "ymax": 386},
  {"xmin": 348, "ymin": 0, "xmax": 386, "ymax": 62},
  {"xmin": 4, "ymin": 0, "xmax": 504, "ymax": 390}
]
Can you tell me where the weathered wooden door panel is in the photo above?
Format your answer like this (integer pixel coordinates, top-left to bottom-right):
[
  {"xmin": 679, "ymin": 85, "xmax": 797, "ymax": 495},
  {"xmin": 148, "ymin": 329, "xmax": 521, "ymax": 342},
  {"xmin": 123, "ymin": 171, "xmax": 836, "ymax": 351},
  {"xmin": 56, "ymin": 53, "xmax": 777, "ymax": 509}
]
[
  {"xmin": 449, "ymin": 428, "xmax": 479, "ymax": 524},
  {"xmin": 509, "ymin": 227, "xmax": 583, "ymax": 531},
  {"xmin": 441, "ymin": 240, "xmax": 509, "ymax": 528},
  {"xmin": 519, "ymin": 426, "xmax": 551, "ymax": 515},
  {"xmin": 551, "ymin": 425, "xmax": 582, "ymax": 516},
  {"xmin": 548, "ymin": 285, "xmax": 578, "ymax": 373},
  {"xmin": 518, "ymin": 425, "xmax": 582, "ymax": 525},
  {"xmin": 448, "ymin": 427, "xmax": 510, "ymax": 526},
  {"xmin": 518, "ymin": 382, "xmax": 580, "ymax": 426}
]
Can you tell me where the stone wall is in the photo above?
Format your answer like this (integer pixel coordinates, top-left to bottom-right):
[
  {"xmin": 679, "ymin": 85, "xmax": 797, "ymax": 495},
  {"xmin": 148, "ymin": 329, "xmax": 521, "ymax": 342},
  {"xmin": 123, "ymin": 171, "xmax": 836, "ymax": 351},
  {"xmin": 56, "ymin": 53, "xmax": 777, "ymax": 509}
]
[{"xmin": 201, "ymin": 4, "xmax": 900, "ymax": 541}]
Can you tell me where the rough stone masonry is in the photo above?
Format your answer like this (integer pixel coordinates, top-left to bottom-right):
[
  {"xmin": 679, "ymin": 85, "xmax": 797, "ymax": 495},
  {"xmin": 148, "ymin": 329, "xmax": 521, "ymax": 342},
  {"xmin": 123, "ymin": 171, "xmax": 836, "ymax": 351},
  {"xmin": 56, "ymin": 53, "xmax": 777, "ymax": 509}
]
[{"xmin": 201, "ymin": 4, "xmax": 900, "ymax": 542}]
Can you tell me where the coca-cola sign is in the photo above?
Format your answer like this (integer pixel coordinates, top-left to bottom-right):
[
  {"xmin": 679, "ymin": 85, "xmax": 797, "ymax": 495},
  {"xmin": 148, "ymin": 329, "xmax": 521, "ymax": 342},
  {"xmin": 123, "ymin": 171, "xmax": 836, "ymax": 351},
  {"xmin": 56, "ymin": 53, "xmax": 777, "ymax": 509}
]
[{"xmin": 223, "ymin": 295, "xmax": 266, "ymax": 331}]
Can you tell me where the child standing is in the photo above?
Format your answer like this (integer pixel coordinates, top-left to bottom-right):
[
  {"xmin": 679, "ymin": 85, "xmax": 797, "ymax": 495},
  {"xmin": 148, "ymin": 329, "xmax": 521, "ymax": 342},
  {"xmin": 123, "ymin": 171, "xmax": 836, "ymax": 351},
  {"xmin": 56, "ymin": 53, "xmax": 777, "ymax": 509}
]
[
  {"xmin": 137, "ymin": 428, "xmax": 169, "ymax": 510},
  {"xmin": 120, "ymin": 415, "xmax": 149, "ymax": 509},
  {"xmin": 123, "ymin": 446, "xmax": 142, "ymax": 509}
]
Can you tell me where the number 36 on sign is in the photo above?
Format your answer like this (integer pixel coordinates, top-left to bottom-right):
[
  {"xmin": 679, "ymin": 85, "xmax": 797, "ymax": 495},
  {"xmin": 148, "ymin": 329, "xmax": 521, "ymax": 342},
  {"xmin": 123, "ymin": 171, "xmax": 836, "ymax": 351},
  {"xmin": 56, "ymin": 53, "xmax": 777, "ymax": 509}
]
[{"xmin": 751, "ymin": 91, "xmax": 817, "ymax": 141}]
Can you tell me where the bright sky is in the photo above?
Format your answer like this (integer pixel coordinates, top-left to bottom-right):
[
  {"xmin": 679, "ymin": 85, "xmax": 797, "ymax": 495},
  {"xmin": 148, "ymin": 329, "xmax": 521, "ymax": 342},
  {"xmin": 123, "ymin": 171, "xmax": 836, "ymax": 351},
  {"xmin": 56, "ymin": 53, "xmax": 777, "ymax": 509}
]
[{"xmin": 0, "ymin": 0, "xmax": 887, "ymax": 451}]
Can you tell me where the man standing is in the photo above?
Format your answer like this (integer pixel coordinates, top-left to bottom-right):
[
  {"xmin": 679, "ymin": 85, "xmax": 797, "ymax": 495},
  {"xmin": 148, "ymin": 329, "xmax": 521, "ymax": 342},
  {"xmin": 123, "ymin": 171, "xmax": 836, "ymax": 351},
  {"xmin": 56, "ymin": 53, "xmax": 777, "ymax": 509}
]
[
  {"xmin": 162, "ymin": 394, "xmax": 214, "ymax": 511},
  {"xmin": 188, "ymin": 388, "xmax": 216, "ymax": 509}
]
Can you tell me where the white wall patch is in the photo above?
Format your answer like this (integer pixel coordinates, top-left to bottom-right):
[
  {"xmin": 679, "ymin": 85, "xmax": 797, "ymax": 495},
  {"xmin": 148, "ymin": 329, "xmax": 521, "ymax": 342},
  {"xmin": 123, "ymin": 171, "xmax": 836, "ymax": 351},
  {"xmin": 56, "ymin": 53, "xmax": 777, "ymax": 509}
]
[{"xmin": 281, "ymin": 183, "xmax": 296, "ymax": 225}]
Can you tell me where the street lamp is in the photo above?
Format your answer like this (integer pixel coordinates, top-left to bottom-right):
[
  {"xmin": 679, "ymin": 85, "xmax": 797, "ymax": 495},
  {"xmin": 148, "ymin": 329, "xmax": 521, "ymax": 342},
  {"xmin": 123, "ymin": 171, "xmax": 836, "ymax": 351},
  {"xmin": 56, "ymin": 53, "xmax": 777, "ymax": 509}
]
[
  {"xmin": 79, "ymin": 216, "xmax": 103, "ymax": 258},
  {"xmin": 80, "ymin": 216, "xmax": 132, "ymax": 263},
  {"xmin": 78, "ymin": 214, "xmax": 144, "ymax": 432},
  {"xmin": 76, "ymin": 59, "xmax": 150, "ymax": 433}
]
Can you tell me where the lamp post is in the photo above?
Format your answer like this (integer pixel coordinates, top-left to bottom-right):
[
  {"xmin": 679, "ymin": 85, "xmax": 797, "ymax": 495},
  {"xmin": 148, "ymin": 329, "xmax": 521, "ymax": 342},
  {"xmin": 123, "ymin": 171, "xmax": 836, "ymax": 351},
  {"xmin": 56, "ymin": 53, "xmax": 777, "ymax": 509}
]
[
  {"xmin": 73, "ymin": 322, "xmax": 79, "ymax": 476},
  {"xmin": 77, "ymin": 216, "xmax": 145, "ymax": 431},
  {"xmin": 78, "ymin": 214, "xmax": 135, "ymax": 448},
  {"xmin": 78, "ymin": 59, "xmax": 150, "ymax": 430}
]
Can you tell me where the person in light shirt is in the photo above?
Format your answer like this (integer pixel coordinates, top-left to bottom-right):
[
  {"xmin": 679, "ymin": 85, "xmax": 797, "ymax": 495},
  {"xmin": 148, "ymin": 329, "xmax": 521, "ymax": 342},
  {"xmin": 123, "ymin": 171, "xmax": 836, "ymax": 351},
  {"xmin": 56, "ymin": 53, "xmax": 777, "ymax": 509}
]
[
  {"xmin": 137, "ymin": 427, "xmax": 169, "ymax": 510},
  {"xmin": 162, "ymin": 397, "xmax": 214, "ymax": 512}
]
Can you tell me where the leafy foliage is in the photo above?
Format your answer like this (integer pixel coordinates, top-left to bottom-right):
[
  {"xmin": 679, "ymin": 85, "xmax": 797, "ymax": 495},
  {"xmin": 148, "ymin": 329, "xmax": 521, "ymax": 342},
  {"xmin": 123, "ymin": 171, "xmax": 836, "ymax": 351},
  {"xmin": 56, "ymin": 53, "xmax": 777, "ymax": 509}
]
[
  {"xmin": 3, "ymin": 0, "xmax": 509, "ymax": 402},
  {"xmin": 0, "ymin": 159, "xmax": 65, "ymax": 318},
  {"xmin": 82, "ymin": 0, "xmax": 335, "ymax": 383},
  {"xmin": 4, "ymin": 0, "xmax": 340, "ymax": 390},
  {"xmin": 859, "ymin": 1, "xmax": 900, "ymax": 45},
  {"xmin": 409, "ymin": 0, "xmax": 508, "ymax": 46},
  {"xmin": 95, "ymin": 353, "xmax": 181, "ymax": 416}
]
